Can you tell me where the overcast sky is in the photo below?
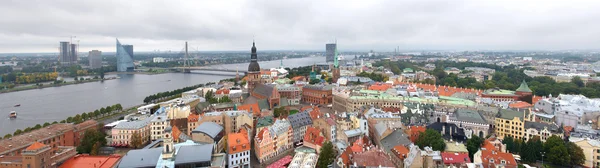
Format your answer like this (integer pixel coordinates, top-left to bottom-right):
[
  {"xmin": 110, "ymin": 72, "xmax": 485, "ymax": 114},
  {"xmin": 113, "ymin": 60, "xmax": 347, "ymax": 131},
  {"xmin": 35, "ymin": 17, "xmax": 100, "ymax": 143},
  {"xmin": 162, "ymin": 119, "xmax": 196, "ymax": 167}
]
[{"xmin": 1, "ymin": 0, "xmax": 600, "ymax": 53}]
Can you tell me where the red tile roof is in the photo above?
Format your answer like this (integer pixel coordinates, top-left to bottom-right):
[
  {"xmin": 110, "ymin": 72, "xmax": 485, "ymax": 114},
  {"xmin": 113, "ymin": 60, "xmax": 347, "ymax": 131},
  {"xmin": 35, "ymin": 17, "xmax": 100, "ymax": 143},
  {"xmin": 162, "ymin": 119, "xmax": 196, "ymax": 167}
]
[
  {"xmin": 59, "ymin": 154, "xmax": 122, "ymax": 168},
  {"xmin": 308, "ymin": 107, "xmax": 322, "ymax": 120},
  {"xmin": 291, "ymin": 76, "xmax": 306, "ymax": 81},
  {"xmin": 368, "ymin": 83, "xmax": 393, "ymax": 91},
  {"xmin": 216, "ymin": 88, "xmax": 230, "ymax": 95},
  {"xmin": 172, "ymin": 126, "xmax": 182, "ymax": 141},
  {"xmin": 304, "ymin": 126, "xmax": 325, "ymax": 146},
  {"xmin": 256, "ymin": 127, "xmax": 269, "ymax": 142},
  {"xmin": 238, "ymin": 103, "xmax": 260, "ymax": 116},
  {"xmin": 187, "ymin": 113, "xmax": 199, "ymax": 122},
  {"xmin": 391, "ymin": 145, "xmax": 409, "ymax": 159},
  {"xmin": 481, "ymin": 150, "xmax": 517, "ymax": 168},
  {"xmin": 441, "ymin": 152, "xmax": 470, "ymax": 164},
  {"xmin": 509, "ymin": 101, "xmax": 532, "ymax": 108},
  {"xmin": 25, "ymin": 142, "xmax": 47, "ymax": 151},
  {"xmin": 532, "ymin": 95, "xmax": 543, "ymax": 104},
  {"xmin": 352, "ymin": 149, "xmax": 396, "ymax": 167}
]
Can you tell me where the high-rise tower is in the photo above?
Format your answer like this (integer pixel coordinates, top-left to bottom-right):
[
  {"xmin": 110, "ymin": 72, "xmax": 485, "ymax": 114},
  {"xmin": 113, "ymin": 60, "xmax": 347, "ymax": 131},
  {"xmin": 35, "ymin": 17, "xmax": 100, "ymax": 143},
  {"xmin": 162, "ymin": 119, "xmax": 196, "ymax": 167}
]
[
  {"xmin": 59, "ymin": 42, "xmax": 70, "ymax": 66},
  {"xmin": 247, "ymin": 41, "xmax": 261, "ymax": 91},
  {"xmin": 116, "ymin": 39, "xmax": 135, "ymax": 72},
  {"xmin": 326, "ymin": 43, "xmax": 337, "ymax": 62}
]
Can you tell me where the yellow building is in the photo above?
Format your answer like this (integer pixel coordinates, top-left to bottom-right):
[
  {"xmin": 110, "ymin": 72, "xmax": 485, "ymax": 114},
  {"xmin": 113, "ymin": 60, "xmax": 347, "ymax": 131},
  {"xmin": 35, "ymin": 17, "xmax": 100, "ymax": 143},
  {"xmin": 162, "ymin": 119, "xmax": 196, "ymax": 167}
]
[
  {"xmin": 495, "ymin": 109, "xmax": 528, "ymax": 140},
  {"xmin": 572, "ymin": 138, "xmax": 600, "ymax": 168}
]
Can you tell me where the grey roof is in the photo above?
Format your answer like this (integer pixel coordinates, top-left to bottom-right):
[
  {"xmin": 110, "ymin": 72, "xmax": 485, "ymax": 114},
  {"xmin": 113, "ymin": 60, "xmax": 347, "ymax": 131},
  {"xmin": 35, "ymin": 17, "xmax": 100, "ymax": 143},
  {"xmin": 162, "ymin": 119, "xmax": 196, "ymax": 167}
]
[
  {"xmin": 192, "ymin": 122, "xmax": 223, "ymax": 139},
  {"xmin": 114, "ymin": 116, "xmax": 153, "ymax": 130},
  {"xmin": 118, "ymin": 148, "xmax": 162, "ymax": 168},
  {"xmin": 269, "ymin": 119, "xmax": 291, "ymax": 137},
  {"xmin": 258, "ymin": 99, "xmax": 270, "ymax": 110},
  {"xmin": 253, "ymin": 83, "xmax": 276, "ymax": 97},
  {"xmin": 524, "ymin": 121, "xmax": 560, "ymax": 133},
  {"xmin": 374, "ymin": 122, "xmax": 388, "ymax": 137},
  {"xmin": 497, "ymin": 109, "xmax": 524, "ymax": 120},
  {"xmin": 303, "ymin": 84, "xmax": 334, "ymax": 91},
  {"xmin": 279, "ymin": 98, "xmax": 289, "ymax": 107},
  {"xmin": 455, "ymin": 109, "xmax": 487, "ymax": 124},
  {"xmin": 288, "ymin": 112, "xmax": 313, "ymax": 129},
  {"xmin": 174, "ymin": 144, "xmax": 214, "ymax": 165},
  {"xmin": 380, "ymin": 129, "xmax": 411, "ymax": 152}
]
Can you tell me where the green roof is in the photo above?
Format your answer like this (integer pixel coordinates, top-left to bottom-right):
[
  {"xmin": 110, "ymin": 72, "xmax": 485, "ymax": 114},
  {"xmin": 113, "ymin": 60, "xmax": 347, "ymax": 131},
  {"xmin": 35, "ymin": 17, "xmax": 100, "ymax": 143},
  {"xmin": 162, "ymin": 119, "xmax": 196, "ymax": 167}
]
[
  {"xmin": 498, "ymin": 109, "xmax": 524, "ymax": 120},
  {"xmin": 256, "ymin": 116, "xmax": 274, "ymax": 128},
  {"xmin": 484, "ymin": 89, "xmax": 515, "ymax": 95},
  {"xmin": 516, "ymin": 80, "xmax": 532, "ymax": 92},
  {"xmin": 403, "ymin": 68, "xmax": 414, "ymax": 73}
]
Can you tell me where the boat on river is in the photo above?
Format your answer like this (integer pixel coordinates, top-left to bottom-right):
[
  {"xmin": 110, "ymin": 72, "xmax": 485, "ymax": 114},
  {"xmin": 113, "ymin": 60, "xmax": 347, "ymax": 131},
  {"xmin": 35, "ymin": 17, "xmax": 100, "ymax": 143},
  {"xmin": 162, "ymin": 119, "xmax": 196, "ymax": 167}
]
[{"xmin": 9, "ymin": 111, "xmax": 17, "ymax": 119}]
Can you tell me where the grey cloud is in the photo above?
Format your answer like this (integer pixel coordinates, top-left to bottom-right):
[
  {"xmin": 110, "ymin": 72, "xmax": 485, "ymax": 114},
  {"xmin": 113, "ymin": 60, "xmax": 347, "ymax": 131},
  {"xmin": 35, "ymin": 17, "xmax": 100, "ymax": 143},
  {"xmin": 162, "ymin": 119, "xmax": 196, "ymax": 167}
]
[{"xmin": 1, "ymin": 0, "xmax": 600, "ymax": 53}]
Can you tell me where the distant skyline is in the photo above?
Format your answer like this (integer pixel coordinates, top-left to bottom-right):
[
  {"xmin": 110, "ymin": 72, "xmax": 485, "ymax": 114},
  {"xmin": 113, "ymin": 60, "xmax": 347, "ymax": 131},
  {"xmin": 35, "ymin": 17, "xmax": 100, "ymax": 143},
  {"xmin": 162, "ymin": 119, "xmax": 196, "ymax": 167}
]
[{"xmin": 1, "ymin": 0, "xmax": 600, "ymax": 53}]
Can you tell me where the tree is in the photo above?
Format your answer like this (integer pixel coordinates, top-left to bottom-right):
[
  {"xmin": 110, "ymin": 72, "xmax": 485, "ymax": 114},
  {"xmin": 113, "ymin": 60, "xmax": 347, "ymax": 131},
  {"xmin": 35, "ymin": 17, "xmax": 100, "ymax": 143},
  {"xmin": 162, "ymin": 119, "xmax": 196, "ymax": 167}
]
[
  {"xmin": 77, "ymin": 129, "xmax": 107, "ymax": 154},
  {"xmin": 90, "ymin": 142, "xmax": 100, "ymax": 155},
  {"xmin": 219, "ymin": 96, "xmax": 232, "ymax": 103},
  {"xmin": 317, "ymin": 141, "xmax": 335, "ymax": 168},
  {"xmin": 100, "ymin": 107, "xmax": 106, "ymax": 116},
  {"xmin": 502, "ymin": 136, "xmax": 515, "ymax": 153},
  {"xmin": 416, "ymin": 129, "xmax": 446, "ymax": 151},
  {"xmin": 544, "ymin": 135, "xmax": 569, "ymax": 166},
  {"xmin": 43, "ymin": 122, "xmax": 51, "ymax": 127},
  {"xmin": 4, "ymin": 134, "xmax": 12, "ymax": 139},
  {"xmin": 309, "ymin": 78, "xmax": 320, "ymax": 84},
  {"xmin": 94, "ymin": 110, "xmax": 101, "ymax": 118},
  {"xmin": 115, "ymin": 104, "xmax": 123, "ymax": 112},
  {"xmin": 33, "ymin": 124, "xmax": 42, "ymax": 130},
  {"xmin": 13, "ymin": 129, "xmax": 23, "ymax": 136},
  {"xmin": 130, "ymin": 131, "xmax": 143, "ymax": 149},
  {"xmin": 466, "ymin": 135, "xmax": 483, "ymax": 161},
  {"xmin": 52, "ymin": 121, "xmax": 58, "ymax": 124},
  {"xmin": 521, "ymin": 136, "xmax": 543, "ymax": 163},
  {"xmin": 572, "ymin": 76, "xmax": 585, "ymax": 87},
  {"xmin": 81, "ymin": 112, "xmax": 88, "ymax": 120},
  {"xmin": 273, "ymin": 107, "xmax": 286, "ymax": 118},
  {"xmin": 99, "ymin": 68, "xmax": 105, "ymax": 79},
  {"xmin": 566, "ymin": 141, "xmax": 585, "ymax": 166}
]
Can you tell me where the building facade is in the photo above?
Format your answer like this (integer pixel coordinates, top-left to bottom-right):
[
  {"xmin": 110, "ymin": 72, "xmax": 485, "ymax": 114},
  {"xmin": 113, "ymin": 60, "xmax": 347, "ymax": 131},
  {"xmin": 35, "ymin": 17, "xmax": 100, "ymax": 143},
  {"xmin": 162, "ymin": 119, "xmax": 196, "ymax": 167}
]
[
  {"xmin": 277, "ymin": 84, "xmax": 301, "ymax": 105},
  {"xmin": 116, "ymin": 39, "xmax": 134, "ymax": 72},
  {"xmin": 288, "ymin": 112, "xmax": 313, "ymax": 143},
  {"xmin": 88, "ymin": 50, "xmax": 102, "ymax": 69},
  {"xmin": 228, "ymin": 131, "xmax": 251, "ymax": 168},
  {"xmin": 302, "ymin": 85, "xmax": 333, "ymax": 105},
  {"xmin": 0, "ymin": 142, "xmax": 77, "ymax": 168}
]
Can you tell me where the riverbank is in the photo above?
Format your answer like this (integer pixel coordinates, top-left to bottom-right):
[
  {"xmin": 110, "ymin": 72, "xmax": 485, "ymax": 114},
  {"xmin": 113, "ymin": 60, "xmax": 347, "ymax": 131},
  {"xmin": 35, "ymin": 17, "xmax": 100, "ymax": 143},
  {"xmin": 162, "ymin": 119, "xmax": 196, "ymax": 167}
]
[{"xmin": 0, "ymin": 77, "xmax": 119, "ymax": 94}]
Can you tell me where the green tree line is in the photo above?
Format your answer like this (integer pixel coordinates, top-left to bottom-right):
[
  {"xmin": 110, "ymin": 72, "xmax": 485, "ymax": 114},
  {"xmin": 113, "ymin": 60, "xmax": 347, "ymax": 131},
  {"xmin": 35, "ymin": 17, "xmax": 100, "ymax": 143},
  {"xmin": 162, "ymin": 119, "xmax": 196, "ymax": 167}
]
[
  {"xmin": 143, "ymin": 83, "xmax": 206, "ymax": 103},
  {"xmin": 501, "ymin": 135, "xmax": 584, "ymax": 166}
]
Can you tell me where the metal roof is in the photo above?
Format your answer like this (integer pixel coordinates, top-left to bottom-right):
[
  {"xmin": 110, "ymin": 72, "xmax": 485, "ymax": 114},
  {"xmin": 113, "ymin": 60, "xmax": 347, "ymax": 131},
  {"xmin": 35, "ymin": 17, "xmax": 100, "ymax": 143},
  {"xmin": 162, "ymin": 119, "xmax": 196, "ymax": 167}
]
[
  {"xmin": 288, "ymin": 112, "xmax": 313, "ymax": 129},
  {"xmin": 118, "ymin": 148, "xmax": 162, "ymax": 168},
  {"xmin": 174, "ymin": 144, "xmax": 214, "ymax": 165},
  {"xmin": 192, "ymin": 122, "xmax": 223, "ymax": 139}
]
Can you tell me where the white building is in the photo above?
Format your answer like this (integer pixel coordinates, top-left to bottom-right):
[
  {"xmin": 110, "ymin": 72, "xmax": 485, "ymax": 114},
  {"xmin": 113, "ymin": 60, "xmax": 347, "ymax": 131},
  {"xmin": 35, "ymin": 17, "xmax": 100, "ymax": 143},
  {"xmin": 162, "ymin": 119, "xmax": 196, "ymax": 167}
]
[
  {"xmin": 138, "ymin": 103, "xmax": 158, "ymax": 114},
  {"xmin": 153, "ymin": 57, "xmax": 166, "ymax": 63},
  {"xmin": 150, "ymin": 109, "xmax": 169, "ymax": 141}
]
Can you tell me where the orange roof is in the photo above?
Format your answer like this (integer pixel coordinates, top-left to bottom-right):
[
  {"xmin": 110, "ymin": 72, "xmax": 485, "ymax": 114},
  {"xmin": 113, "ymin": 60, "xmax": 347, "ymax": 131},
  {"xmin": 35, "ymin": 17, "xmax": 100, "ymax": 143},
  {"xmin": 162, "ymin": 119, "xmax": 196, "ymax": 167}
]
[
  {"xmin": 187, "ymin": 113, "xmax": 199, "ymax": 122},
  {"xmin": 304, "ymin": 126, "xmax": 325, "ymax": 146},
  {"xmin": 59, "ymin": 154, "xmax": 122, "ymax": 168},
  {"xmin": 368, "ymin": 83, "xmax": 393, "ymax": 91},
  {"xmin": 256, "ymin": 127, "xmax": 269, "ymax": 142},
  {"xmin": 228, "ymin": 132, "xmax": 250, "ymax": 154},
  {"xmin": 172, "ymin": 126, "xmax": 182, "ymax": 141},
  {"xmin": 308, "ymin": 107, "xmax": 321, "ymax": 120},
  {"xmin": 391, "ymin": 145, "xmax": 409, "ymax": 159},
  {"xmin": 25, "ymin": 142, "xmax": 46, "ymax": 151},
  {"xmin": 410, "ymin": 126, "xmax": 426, "ymax": 133},
  {"xmin": 564, "ymin": 126, "xmax": 574, "ymax": 136},
  {"xmin": 238, "ymin": 103, "xmax": 260, "ymax": 116},
  {"xmin": 481, "ymin": 140, "xmax": 496, "ymax": 151},
  {"xmin": 291, "ymin": 76, "xmax": 306, "ymax": 81},
  {"xmin": 481, "ymin": 150, "xmax": 517, "ymax": 168},
  {"xmin": 509, "ymin": 101, "xmax": 532, "ymax": 108},
  {"xmin": 216, "ymin": 88, "xmax": 230, "ymax": 95}
]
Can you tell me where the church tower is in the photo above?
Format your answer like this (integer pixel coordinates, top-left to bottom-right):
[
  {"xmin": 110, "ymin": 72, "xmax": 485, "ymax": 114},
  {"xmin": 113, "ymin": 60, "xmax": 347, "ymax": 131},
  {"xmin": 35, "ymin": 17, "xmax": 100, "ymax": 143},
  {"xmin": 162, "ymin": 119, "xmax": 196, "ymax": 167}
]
[
  {"xmin": 332, "ymin": 43, "xmax": 341, "ymax": 83},
  {"xmin": 247, "ymin": 41, "xmax": 261, "ymax": 91},
  {"xmin": 162, "ymin": 126, "xmax": 175, "ymax": 159}
]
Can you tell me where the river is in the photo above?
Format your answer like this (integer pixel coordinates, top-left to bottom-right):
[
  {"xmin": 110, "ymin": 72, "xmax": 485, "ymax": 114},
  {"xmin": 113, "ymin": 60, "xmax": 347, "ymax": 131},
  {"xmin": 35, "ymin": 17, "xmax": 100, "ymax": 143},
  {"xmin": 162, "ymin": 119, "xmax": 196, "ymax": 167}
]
[{"xmin": 0, "ymin": 56, "xmax": 326, "ymax": 136}]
